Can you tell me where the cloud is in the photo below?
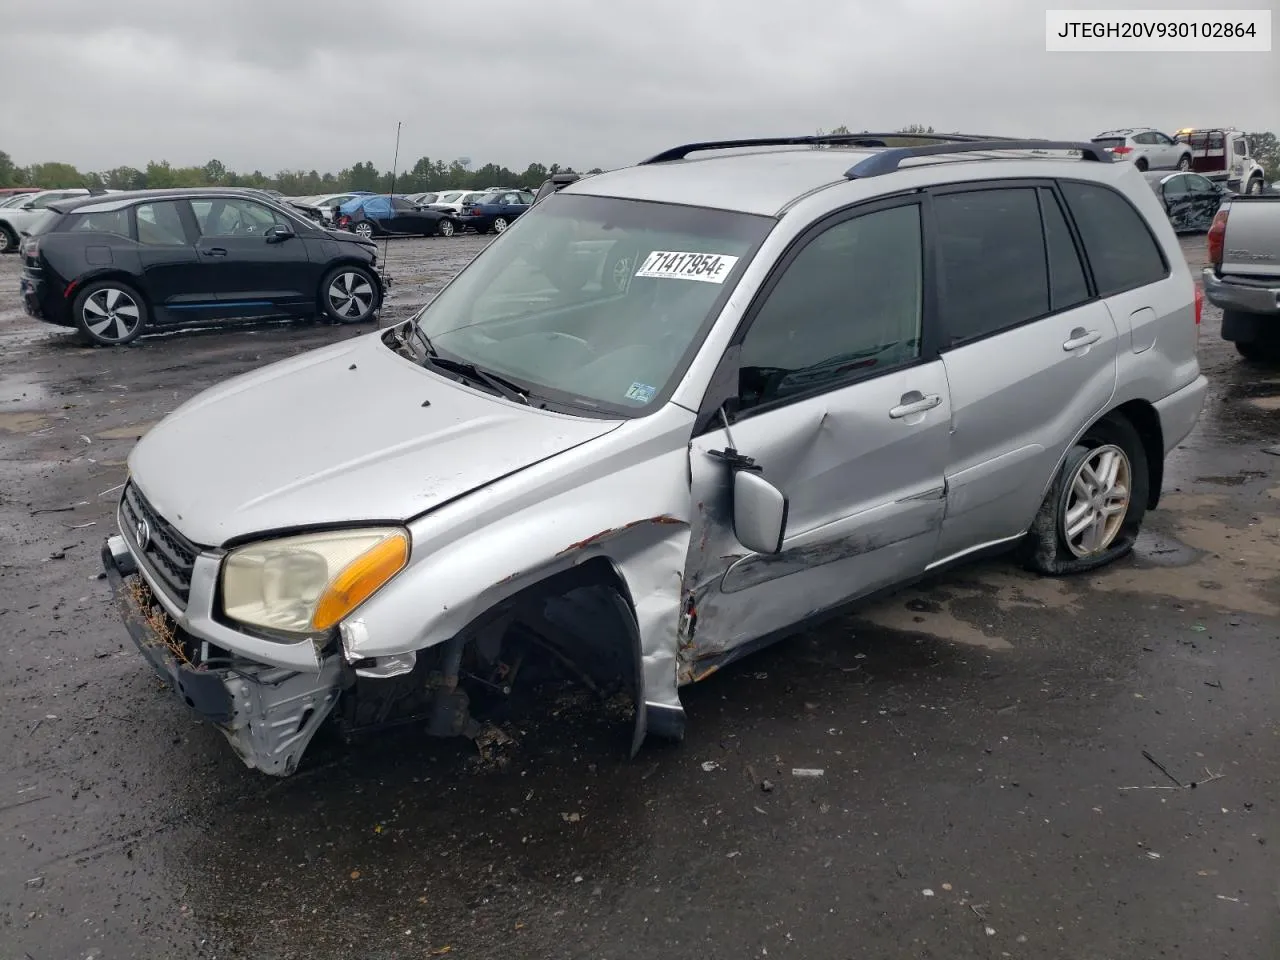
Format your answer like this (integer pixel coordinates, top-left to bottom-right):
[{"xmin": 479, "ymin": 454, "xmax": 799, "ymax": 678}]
[{"xmin": 1, "ymin": 0, "xmax": 1275, "ymax": 175}]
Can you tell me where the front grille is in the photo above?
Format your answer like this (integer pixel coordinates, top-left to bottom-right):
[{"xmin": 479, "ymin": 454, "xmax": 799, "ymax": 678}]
[{"xmin": 120, "ymin": 482, "xmax": 203, "ymax": 605}]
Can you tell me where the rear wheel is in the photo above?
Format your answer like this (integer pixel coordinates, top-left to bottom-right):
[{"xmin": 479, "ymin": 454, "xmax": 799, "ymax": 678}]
[
  {"xmin": 1235, "ymin": 339, "xmax": 1280, "ymax": 363},
  {"xmin": 73, "ymin": 280, "xmax": 147, "ymax": 346},
  {"xmin": 1020, "ymin": 416, "xmax": 1149, "ymax": 576},
  {"xmin": 0, "ymin": 225, "xmax": 16, "ymax": 254},
  {"xmin": 353, "ymin": 221, "xmax": 375, "ymax": 239},
  {"xmin": 436, "ymin": 218, "xmax": 455, "ymax": 238},
  {"xmin": 320, "ymin": 266, "xmax": 379, "ymax": 323},
  {"xmin": 492, "ymin": 217, "xmax": 509, "ymax": 234},
  {"xmin": 1177, "ymin": 154, "xmax": 1191, "ymax": 171}
]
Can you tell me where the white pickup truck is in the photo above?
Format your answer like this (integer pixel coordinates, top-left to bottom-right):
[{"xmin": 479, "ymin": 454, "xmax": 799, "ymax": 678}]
[{"xmin": 1202, "ymin": 195, "xmax": 1280, "ymax": 361}]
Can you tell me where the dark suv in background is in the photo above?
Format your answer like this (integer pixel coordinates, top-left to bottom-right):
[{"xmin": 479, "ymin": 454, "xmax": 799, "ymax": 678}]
[{"xmin": 19, "ymin": 188, "xmax": 384, "ymax": 345}]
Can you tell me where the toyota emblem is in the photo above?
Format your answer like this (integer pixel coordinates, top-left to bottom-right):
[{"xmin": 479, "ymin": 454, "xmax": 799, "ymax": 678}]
[{"xmin": 135, "ymin": 518, "xmax": 152, "ymax": 550}]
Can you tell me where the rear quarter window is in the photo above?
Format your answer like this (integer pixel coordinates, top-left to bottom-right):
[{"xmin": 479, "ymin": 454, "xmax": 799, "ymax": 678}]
[
  {"xmin": 1058, "ymin": 181, "xmax": 1168, "ymax": 297},
  {"xmin": 66, "ymin": 209, "xmax": 130, "ymax": 237}
]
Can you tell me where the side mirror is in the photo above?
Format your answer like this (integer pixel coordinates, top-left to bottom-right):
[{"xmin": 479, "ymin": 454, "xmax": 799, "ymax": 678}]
[
  {"xmin": 733, "ymin": 470, "xmax": 789, "ymax": 555},
  {"xmin": 265, "ymin": 224, "xmax": 294, "ymax": 243}
]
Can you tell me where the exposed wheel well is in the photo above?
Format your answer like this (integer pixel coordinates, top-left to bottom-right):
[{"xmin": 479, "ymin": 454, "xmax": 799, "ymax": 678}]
[{"xmin": 1093, "ymin": 400, "xmax": 1164, "ymax": 510}]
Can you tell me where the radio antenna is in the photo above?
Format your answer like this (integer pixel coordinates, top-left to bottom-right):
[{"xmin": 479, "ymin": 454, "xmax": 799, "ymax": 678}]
[{"xmin": 378, "ymin": 121, "xmax": 403, "ymax": 327}]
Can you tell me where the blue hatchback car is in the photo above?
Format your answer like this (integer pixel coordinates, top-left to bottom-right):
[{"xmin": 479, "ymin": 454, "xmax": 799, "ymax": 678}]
[{"xmin": 460, "ymin": 189, "xmax": 535, "ymax": 234}]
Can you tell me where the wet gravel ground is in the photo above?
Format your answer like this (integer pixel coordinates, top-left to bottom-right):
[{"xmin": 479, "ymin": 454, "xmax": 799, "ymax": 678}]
[{"xmin": 1, "ymin": 235, "xmax": 1278, "ymax": 960}]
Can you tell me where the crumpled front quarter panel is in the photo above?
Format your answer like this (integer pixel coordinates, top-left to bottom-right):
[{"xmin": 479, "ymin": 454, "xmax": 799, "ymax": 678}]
[{"xmin": 340, "ymin": 404, "xmax": 698, "ymax": 714}]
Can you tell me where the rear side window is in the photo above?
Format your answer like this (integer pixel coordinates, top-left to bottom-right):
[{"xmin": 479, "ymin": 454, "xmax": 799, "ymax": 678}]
[
  {"xmin": 934, "ymin": 187, "xmax": 1049, "ymax": 346},
  {"xmin": 1059, "ymin": 181, "xmax": 1167, "ymax": 297},
  {"xmin": 1038, "ymin": 188, "xmax": 1090, "ymax": 311},
  {"xmin": 135, "ymin": 201, "xmax": 189, "ymax": 246}
]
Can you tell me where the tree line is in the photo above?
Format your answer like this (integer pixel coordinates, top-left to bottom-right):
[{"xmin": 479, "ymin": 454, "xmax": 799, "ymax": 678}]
[
  {"xmin": 2, "ymin": 127, "xmax": 1274, "ymax": 195},
  {"xmin": 0, "ymin": 151, "xmax": 603, "ymax": 195}
]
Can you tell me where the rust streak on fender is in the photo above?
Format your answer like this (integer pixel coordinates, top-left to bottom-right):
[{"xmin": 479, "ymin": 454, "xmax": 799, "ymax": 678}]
[{"xmin": 555, "ymin": 515, "xmax": 685, "ymax": 557}]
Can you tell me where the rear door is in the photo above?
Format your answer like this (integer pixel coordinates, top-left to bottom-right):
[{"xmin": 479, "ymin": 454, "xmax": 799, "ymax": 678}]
[
  {"xmin": 130, "ymin": 198, "xmax": 205, "ymax": 321},
  {"xmin": 388, "ymin": 196, "xmax": 419, "ymax": 234},
  {"xmin": 1150, "ymin": 131, "xmax": 1180, "ymax": 168},
  {"xmin": 189, "ymin": 197, "xmax": 315, "ymax": 312},
  {"xmin": 929, "ymin": 182, "xmax": 1119, "ymax": 564}
]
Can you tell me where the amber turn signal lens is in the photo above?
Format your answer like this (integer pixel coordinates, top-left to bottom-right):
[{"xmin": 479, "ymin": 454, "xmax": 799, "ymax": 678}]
[{"xmin": 310, "ymin": 532, "xmax": 409, "ymax": 631}]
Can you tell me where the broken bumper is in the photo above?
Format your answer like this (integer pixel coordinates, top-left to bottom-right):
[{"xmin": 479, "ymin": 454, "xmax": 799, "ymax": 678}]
[{"xmin": 102, "ymin": 535, "xmax": 344, "ymax": 776}]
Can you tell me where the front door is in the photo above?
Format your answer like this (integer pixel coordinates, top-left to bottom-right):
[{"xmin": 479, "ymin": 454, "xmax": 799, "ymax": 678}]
[
  {"xmin": 928, "ymin": 183, "xmax": 1120, "ymax": 563},
  {"xmin": 130, "ymin": 198, "xmax": 204, "ymax": 322},
  {"xmin": 189, "ymin": 197, "xmax": 314, "ymax": 312},
  {"xmin": 388, "ymin": 196, "xmax": 420, "ymax": 234},
  {"xmin": 683, "ymin": 198, "xmax": 951, "ymax": 676}
]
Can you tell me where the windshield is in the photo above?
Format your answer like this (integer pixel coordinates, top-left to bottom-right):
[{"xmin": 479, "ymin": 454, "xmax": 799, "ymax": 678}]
[{"xmin": 411, "ymin": 192, "xmax": 773, "ymax": 416}]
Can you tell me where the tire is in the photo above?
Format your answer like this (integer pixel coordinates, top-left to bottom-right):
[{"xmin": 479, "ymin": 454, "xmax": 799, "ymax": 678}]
[
  {"xmin": 353, "ymin": 221, "xmax": 375, "ymax": 239},
  {"xmin": 492, "ymin": 217, "xmax": 509, "ymax": 234},
  {"xmin": 0, "ymin": 225, "xmax": 16, "ymax": 255},
  {"xmin": 436, "ymin": 218, "xmax": 455, "ymax": 238},
  {"xmin": 73, "ymin": 280, "xmax": 148, "ymax": 346},
  {"xmin": 1020, "ymin": 416, "xmax": 1149, "ymax": 576},
  {"xmin": 1235, "ymin": 339, "xmax": 1280, "ymax": 363},
  {"xmin": 1134, "ymin": 158, "xmax": 1148, "ymax": 172},
  {"xmin": 1177, "ymin": 154, "xmax": 1191, "ymax": 171},
  {"xmin": 602, "ymin": 243, "xmax": 639, "ymax": 295},
  {"xmin": 1246, "ymin": 176, "xmax": 1263, "ymax": 196},
  {"xmin": 320, "ymin": 265, "xmax": 379, "ymax": 324}
]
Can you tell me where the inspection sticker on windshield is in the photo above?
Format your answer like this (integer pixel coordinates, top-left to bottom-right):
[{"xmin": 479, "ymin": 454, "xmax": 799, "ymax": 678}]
[
  {"xmin": 635, "ymin": 250, "xmax": 740, "ymax": 284},
  {"xmin": 625, "ymin": 382, "xmax": 656, "ymax": 403}
]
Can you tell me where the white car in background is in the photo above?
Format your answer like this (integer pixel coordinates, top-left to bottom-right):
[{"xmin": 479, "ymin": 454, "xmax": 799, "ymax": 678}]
[
  {"xmin": 0, "ymin": 188, "xmax": 108, "ymax": 254},
  {"xmin": 289, "ymin": 192, "xmax": 376, "ymax": 225},
  {"xmin": 1091, "ymin": 128, "xmax": 1193, "ymax": 172},
  {"xmin": 427, "ymin": 190, "xmax": 488, "ymax": 216}
]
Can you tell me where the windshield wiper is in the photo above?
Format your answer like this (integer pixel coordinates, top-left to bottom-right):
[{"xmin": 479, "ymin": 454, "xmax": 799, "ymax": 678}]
[
  {"xmin": 424, "ymin": 353, "xmax": 531, "ymax": 405},
  {"xmin": 403, "ymin": 320, "xmax": 531, "ymax": 405}
]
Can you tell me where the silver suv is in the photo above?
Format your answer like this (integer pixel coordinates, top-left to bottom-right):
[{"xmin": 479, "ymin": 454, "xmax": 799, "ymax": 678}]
[
  {"xmin": 102, "ymin": 134, "xmax": 1209, "ymax": 776},
  {"xmin": 1091, "ymin": 128, "xmax": 1194, "ymax": 172}
]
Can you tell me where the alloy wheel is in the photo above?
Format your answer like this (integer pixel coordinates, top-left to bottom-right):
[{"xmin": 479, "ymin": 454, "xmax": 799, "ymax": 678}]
[
  {"xmin": 493, "ymin": 217, "xmax": 509, "ymax": 234},
  {"xmin": 1062, "ymin": 444, "xmax": 1131, "ymax": 557},
  {"xmin": 354, "ymin": 222, "xmax": 374, "ymax": 239},
  {"xmin": 328, "ymin": 272, "xmax": 375, "ymax": 320},
  {"xmin": 0, "ymin": 229, "xmax": 13, "ymax": 254},
  {"xmin": 1177, "ymin": 156, "xmax": 1190, "ymax": 171},
  {"xmin": 439, "ymin": 219, "xmax": 455, "ymax": 238},
  {"xmin": 82, "ymin": 287, "xmax": 142, "ymax": 343}
]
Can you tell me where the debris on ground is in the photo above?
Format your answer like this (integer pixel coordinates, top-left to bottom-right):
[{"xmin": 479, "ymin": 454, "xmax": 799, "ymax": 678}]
[
  {"xmin": 560, "ymin": 812, "xmax": 581, "ymax": 823},
  {"xmin": 701, "ymin": 760, "xmax": 719, "ymax": 772},
  {"xmin": 760, "ymin": 779, "xmax": 775, "ymax": 793},
  {"xmin": 791, "ymin": 768, "xmax": 824, "ymax": 778}
]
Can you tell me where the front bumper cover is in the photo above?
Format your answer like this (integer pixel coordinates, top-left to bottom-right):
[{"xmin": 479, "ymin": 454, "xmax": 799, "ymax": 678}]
[{"xmin": 103, "ymin": 535, "xmax": 344, "ymax": 776}]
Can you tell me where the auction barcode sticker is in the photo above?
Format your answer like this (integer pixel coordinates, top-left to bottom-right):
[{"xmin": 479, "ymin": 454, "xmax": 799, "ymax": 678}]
[
  {"xmin": 1046, "ymin": 9, "xmax": 1271, "ymax": 51},
  {"xmin": 635, "ymin": 251, "xmax": 740, "ymax": 284}
]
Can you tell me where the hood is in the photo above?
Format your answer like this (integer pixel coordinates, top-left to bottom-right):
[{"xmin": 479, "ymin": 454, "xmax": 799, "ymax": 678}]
[{"xmin": 127, "ymin": 334, "xmax": 622, "ymax": 546}]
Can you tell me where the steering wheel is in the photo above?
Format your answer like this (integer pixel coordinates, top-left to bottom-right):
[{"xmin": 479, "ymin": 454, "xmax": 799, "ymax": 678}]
[{"xmin": 543, "ymin": 331, "xmax": 596, "ymax": 356}]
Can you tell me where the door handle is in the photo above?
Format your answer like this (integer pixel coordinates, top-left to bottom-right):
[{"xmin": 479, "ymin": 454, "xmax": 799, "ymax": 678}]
[
  {"xmin": 1062, "ymin": 329, "xmax": 1102, "ymax": 351},
  {"xmin": 888, "ymin": 393, "xmax": 942, "ymax": 419},
  {"xmin": 202, "ymin": 247, "xmax": 228, "ymax": 257}
]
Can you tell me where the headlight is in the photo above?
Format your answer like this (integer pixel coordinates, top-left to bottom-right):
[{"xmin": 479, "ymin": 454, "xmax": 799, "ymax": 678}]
[{"xmin": 221, "ymin": 528, "xmax": 409, "ymax": 635}]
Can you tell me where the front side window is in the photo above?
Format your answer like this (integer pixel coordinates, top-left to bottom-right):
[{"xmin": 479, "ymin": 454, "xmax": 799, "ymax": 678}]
[
  {"xmin": 134, "ymin": 201, "xmax": 189, "ymax": 245},
  {"xmin": 1232, "ymin": 139, "xmax": 1247, "ymax": 156},
  {"xmin": 412, "ymin": 192, "xmax": 772, "ymax": 415},
  {"xmin": 1186, "ymin": 174, "xmax": 1217, "ymax": 193},
  {"xmin": 1162, "ymin": 175, "xmax": 1189, "ymax": 196},
  {"xmin": 191, "ymin": 198, "xmax": 282, "ymax": 237},
  {"xmin": 1059, "ymin": 181, "xmax": 1167, "ymax": 297},
  {"xmin": 391, "ymin": 197, "xmax": 414, "ymax": 212},
  {"xmin": 934, "ymin": 187, "xmax": 1049, "ymax": 345},
  {"xmin": 737, "ymin": 204, "xmax": 922, "ymax": 411}
]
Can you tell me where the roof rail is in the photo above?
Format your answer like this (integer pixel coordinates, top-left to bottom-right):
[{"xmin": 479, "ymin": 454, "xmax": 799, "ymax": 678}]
[
  {"xmin": 844, "ymin": 140, "xmax": 1111, "ymax": 179},
  {"xmin": 638, "ymin": 132, "xmax": 1033, "ymax": 165}
]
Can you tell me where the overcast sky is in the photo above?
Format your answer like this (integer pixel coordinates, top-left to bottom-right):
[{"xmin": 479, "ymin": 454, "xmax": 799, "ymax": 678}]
[{"xmin": 1, "ymin": 0, "xmax": 1276, "ymax": 175}]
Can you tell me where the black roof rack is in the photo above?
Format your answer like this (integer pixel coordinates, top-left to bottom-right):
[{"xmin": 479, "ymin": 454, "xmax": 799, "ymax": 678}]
[
  {"xmin": 638, "ymin": 132, "xmax": 1025, "ymax": 165},
  {"xmin": 845, "ymin": 140, "xmax": 1111, "ymax": 178}
]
